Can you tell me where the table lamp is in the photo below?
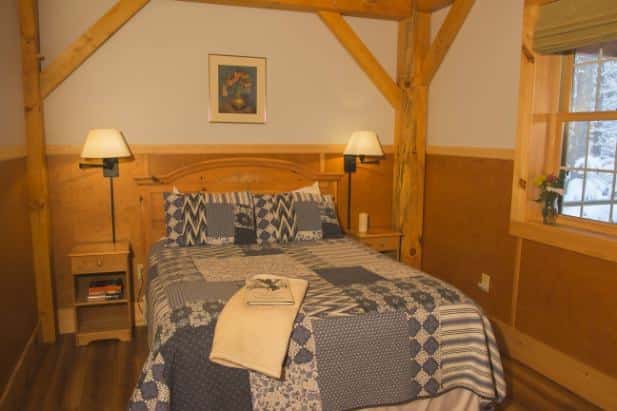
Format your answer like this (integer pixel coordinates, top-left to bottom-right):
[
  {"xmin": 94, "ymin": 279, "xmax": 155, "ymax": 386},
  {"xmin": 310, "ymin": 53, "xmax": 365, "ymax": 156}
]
[
  {"xmin": 343, "ymin": 130, "xmax": 384, "ymax": 230},
  {"xmin": 79, "ymin": 129, "xmax": 132, "ymax": 243}
]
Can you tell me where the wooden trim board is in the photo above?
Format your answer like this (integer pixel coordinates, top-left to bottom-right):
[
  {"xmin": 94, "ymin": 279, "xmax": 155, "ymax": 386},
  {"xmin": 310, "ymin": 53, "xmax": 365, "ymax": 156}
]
[
  {"xmin": 0, "ymin": 146, "xmax": 27, "ymax": 161},
  {"xmin": 45, "ymin": 144, "xmax": 396, "ymax": 155},
  {"xmin": 0, "ymin": 322, "xmax": 43, "ymax": 411},
  {"xmin": 510, "ymin": 220, "xmax": 617, "ymax": 263},
  {"xmin": 492, "ymin": 318, "xmax": 617, "ymax": 410},
  {"xmin": 426, "ymin": 145, "xmax": 514, "ymax": 160},
  {"xmin": 46, "ymin": 144, "xmax": 517, "ymax": 159},
  {"xmin": 501, "ymin": 356, "xmax": 599, "ymax": 409}
]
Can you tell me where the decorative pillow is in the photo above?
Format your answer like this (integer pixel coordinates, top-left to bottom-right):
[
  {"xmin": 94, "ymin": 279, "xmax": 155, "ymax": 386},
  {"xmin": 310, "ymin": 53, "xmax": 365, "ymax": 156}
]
[
  {"xmin": 254, "ymin": 194, "xmax": 280, "ymax": 245},
  {"xmin": 163, "ymin": 192, "xmax": 186, "ymax": 247},
  {"xmin": 291, "ymin": 192, "xmax": 342, "ymax": 239},
  {"xmin": 253, "ymin": 192, "xmax": 342, "ymax": 245},
  {"xmin": 182, "ymin": 192, "xmax": 208, "ymax": 246},
  {"xmin": 254, "ymin": 193, "xmax": 300, "ymax": 244},
  {"xmin": 291, "ymin": 192, "xmax": 323, "ymax": 241},
  {"xmin": 164, "ymin": 191, "xmax": 256, "ymax": 247},
  {"xmin": 320, "ymin": 194, "xmax": 344, "ymax": 239},
  {"xmin": 202, "ymin": 192, "xmax": 256, "ymax": 245},
  {"xmin": 273, "ymin": 193, "xmax": 297, "ymax": 243}
]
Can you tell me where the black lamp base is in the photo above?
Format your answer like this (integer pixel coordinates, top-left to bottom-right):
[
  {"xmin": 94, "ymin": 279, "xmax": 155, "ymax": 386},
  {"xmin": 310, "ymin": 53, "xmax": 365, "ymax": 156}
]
[{"xmin": 344, "ymin": 155, "xmax": 357, "ymax": 173}]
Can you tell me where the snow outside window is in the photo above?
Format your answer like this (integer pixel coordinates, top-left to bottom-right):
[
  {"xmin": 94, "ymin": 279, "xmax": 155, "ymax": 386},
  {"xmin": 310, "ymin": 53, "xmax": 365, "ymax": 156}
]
[{"xmin": 561, "ymin": 46, "xmax": 617, "ymax": 224}]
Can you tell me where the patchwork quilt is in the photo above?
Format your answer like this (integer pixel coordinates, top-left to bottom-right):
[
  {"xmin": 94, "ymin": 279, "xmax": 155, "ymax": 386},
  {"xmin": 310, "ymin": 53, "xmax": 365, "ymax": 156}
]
[{"xmin": 130, "ymin": 238, "xmax": 506, "ymax": 411}]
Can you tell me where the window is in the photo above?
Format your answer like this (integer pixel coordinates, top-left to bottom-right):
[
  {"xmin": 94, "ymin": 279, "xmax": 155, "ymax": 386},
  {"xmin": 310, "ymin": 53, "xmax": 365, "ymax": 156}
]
[{"xmin": 560, "ymin": 45, "xmax": 617, "ymax": 224}]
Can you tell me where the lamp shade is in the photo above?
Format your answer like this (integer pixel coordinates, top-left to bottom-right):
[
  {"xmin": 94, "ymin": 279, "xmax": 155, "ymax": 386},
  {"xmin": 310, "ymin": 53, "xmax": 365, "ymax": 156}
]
[
  {"xmin": 80, "ymin": 129, "xmax": 132, "ymax": 159},
  {"xmin": 343, "ymin": 131, "xmax": 384, "ymax": 157}
]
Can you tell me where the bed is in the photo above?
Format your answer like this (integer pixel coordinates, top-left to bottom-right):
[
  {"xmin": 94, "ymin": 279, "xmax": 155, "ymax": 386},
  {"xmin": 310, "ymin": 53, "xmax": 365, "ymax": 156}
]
[{"xmin": 129, "ymin": 158, "xmax": 505, "ymax": 411}]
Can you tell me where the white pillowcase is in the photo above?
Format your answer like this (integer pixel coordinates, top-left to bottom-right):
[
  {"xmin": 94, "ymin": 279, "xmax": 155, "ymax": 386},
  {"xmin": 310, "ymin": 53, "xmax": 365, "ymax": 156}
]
[{"xmin": 292, "ymin": 182, "xmax": 321, "ymax": 195}]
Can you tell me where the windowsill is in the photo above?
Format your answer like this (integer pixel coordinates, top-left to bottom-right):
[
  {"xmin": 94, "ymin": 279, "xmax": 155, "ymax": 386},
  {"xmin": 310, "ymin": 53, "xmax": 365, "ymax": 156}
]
[{"xmin": 510, "ymin": 220, "xmax": 617, "ymax": 263}]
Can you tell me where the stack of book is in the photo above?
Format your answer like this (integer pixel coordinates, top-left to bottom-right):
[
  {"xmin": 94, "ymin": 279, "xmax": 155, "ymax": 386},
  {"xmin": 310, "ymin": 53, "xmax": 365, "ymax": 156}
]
[{"xmin": 87, "ymin": 278, "xmax": 123, "ymax": 301}]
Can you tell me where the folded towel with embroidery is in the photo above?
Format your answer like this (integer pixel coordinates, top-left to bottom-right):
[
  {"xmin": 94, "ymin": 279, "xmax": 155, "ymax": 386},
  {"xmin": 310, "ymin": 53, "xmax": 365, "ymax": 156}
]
[
  {"xmin": 209, "ymin": 274, "xmax": 308, "ymax": 379},
  {"xmin": 245, "ymin": 276, "xmax": 294, "ymax": 305}
]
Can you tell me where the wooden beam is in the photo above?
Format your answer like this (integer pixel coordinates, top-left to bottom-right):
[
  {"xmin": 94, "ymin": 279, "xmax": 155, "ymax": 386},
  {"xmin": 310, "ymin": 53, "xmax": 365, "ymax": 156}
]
[
  {"xmin": 393, "ymin": 12, "xmax": 431, "ymax": 268},
  {"xmin": 17, "ymin": 0, "xmax": 56, "ymax": 343},
  {"xmin": 415, "ymin": 0, "xmax": 454, "ymax": 12},
  {"xmin": 420, "ymin": 0, "xmax": 475, "ymax": 85},
  {"xmin": 318, "ymin": 11, "xmax": 401, "ymax": 110},
  {"xmin": 40, "ymin": 0, "xmax": 150, "ymax": 99},
  {"xmin": 179, "ymin": 0, "xmax": 411, "ymax": 20}
]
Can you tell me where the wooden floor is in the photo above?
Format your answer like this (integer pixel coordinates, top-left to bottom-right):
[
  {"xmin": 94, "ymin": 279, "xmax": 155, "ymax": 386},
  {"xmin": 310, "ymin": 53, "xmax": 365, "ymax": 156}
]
[
  {"xmin": 23, "ymin": 327, "xmax": 148, "ymax": 411},
  {"xmin": 21, "ymin": 326, "xmax": 538, "ymax": 411}
]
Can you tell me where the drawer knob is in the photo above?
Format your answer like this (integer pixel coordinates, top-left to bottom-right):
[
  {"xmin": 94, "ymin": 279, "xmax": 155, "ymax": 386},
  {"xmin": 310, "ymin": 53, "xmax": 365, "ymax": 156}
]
[{"xmin": 96, "ymin": 257, "xmax": 103, "ymax": 267}]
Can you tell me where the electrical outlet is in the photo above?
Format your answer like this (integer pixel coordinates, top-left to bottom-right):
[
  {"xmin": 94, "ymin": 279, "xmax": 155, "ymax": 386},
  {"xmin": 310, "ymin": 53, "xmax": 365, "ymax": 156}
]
[{"xmin": 478, "ymin": 273, "xmax": 491, "ymax": 293}]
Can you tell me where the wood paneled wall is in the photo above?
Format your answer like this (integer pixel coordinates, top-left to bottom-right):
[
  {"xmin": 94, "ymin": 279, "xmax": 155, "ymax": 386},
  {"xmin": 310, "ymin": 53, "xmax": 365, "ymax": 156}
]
[
  {"xmin": 516, "ymin": 240, "xmax": 617, "ymax": 377},
  {"xmin": 423, "ymin": 155, "xmax": 517, "ymax": 323},
  {"xmin": 423, "ymin": 153, "xmax": 617, "ymax": 382},
  {"xmin": 0, "ymin": 158, "xmax": 38, "ymax": 393},
  {"xmin": 47, "ymin": 152, "xmax": 394, "ymax": 311}
]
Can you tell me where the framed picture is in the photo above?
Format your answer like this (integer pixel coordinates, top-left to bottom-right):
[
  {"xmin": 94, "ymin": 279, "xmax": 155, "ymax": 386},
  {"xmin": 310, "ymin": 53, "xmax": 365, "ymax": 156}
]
[{"xmin": 208, "ymin": 54, "xmax": 267, "ymax": 123}]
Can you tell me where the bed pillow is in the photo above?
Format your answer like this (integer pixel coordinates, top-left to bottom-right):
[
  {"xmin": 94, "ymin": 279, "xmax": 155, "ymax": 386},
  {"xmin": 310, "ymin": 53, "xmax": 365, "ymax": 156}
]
[
  {"xmin": 254, "ymin": 192, "xmax": 342, "ymax": 244},
  {"xmin": 164, "ymin": 192, "xmax": 187, "ymax": 247},
  {"xmin": 164, "ymin": 191, "xmax": 256, "ymax": 247},
  {"xmin": 201, "ymin": 192, "xmax": 256, "ymax": 245},
  {"xmin": 292, "ymin": 182, "xmax": 321, "ymax": 195},
  {"xmin": 291, "ymin": 192, "xmax": 343, "ymax": 239},
  {"xmin": 254, "ymin": 194, "xmax": 282, "ymax": 245},
  {"xmin": 254, "ymin": 193, "xmax": 299, "ymax": 244}
]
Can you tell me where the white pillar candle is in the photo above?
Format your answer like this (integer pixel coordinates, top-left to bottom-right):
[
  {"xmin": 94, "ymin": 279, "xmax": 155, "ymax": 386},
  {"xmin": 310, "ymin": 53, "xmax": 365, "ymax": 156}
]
[{"xmin": 358, "ymin": 212, "xmax": 369, "ymax": 233}]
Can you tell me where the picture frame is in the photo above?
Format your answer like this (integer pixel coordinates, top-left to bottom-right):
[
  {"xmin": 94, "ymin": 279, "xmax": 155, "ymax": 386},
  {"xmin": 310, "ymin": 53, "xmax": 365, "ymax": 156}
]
[{"xmin": 208, "ymin": 54, "xmax": 267, "ymax": 123}]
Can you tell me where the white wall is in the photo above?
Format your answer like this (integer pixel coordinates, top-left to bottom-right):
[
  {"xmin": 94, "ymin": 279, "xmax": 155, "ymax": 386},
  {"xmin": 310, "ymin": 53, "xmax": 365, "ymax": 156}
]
[
  {"xmin": 428, "ymin": 0, "xmax": 523, "ymax": 149},
  {"xmin": 0, "ymin": 0, "xmax": 26, "ymax": 147},
  {"xmin": 38, "ymin": 0, "xmax": 397, "ymax": 146}
]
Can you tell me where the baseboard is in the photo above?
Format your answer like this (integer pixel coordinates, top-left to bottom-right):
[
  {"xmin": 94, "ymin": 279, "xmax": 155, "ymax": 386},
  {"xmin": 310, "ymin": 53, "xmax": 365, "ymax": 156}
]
[
  {"xmin": 492, "ymin": 318, "xmax": 617, "ymax": 410},
  {"xmin": 501, "ymin": 356, "xmax": 598, "ymax": 410},
  {"xmin": 0, "ymin": 322, "xmax": 43, "ymax": 411}
]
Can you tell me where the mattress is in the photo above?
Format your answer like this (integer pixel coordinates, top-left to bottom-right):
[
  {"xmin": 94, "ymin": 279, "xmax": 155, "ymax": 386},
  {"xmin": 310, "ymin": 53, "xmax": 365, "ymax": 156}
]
[{"xmin": 130, "ymin": 238, "xmax": 505, "ymax": 410}]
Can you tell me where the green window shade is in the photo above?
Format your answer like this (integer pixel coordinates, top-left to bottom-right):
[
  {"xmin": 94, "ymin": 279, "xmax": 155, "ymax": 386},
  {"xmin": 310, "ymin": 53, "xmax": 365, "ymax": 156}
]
[{"xmin": 534, "ymin": 0, "xmax": 617, "ymax": 55}]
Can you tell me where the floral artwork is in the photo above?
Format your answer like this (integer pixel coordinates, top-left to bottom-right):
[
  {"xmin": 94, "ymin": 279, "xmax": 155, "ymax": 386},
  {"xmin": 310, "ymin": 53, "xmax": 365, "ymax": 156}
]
[
  {"xmin": 209, "ymin": 55, "xmax": 266, "ymax": 123},
  {"xmin": 219, "ymin": 66, "xmax": 257, "ymax": 114}
]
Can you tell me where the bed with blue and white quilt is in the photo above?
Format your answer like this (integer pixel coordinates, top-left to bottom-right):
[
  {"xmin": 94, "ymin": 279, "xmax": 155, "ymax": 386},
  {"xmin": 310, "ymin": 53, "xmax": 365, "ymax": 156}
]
[{"xmin": 129, "ymin": 235, "xmax": 506, "ymax": 411}]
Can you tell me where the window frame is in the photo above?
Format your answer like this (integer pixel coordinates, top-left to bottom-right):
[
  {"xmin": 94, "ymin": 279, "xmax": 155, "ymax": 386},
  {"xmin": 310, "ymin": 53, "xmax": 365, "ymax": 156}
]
[
  {"xmin": 548, "ymin": 53, "xmax": 617, "ymax": 234},
  {"xmin": 509, "ymin": 37, "xmax": 617, "ymax": 263}
]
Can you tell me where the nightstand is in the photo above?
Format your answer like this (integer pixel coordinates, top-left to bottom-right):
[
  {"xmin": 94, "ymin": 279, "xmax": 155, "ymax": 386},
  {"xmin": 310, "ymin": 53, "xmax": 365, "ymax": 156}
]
[
  {"xmin": 69, "ymin": 242, "xmax": 132, "ymax": 346},
  {"xmin": 348, "ymin": 228, "xmax": 402, "ymax": 260}
]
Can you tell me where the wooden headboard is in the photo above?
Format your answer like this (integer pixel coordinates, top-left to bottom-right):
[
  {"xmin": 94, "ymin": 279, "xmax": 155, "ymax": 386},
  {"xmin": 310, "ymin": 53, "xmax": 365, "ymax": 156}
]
[{"xmin": 134, "ymin": 157, "xmax": 343, "ymax": 258}]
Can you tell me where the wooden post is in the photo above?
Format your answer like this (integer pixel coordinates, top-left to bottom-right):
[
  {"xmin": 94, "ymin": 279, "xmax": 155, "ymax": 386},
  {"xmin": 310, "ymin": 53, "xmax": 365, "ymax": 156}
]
[
  {"xmin": 393, "ymin": 12, "xmax": 430, "ymax": 268},
  {"xmin": 18, "ymin": 0, "xmax": 56, "ymax": 342}
]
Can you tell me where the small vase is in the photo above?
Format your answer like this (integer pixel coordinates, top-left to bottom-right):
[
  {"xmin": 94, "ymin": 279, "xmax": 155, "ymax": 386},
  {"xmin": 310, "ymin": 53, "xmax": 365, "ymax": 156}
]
[{"xmin": 542, "ymin": 205, "xmax": 558, "ymax": 225}]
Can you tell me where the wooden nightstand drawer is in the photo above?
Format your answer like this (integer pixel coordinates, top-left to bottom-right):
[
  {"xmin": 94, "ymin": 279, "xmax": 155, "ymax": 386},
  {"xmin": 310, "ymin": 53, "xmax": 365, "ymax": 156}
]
[
  {"xmin": 359, "ymin": 236, "xmax": 399, "ymax": 252},
  {"xmin": 71, "ymin": 254, "xmax": 127, "ymax": 274}
]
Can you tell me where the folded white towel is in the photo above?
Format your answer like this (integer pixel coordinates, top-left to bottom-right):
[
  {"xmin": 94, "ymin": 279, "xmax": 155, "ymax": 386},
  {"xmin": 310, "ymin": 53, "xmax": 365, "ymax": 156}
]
[{"xmin": 209, "ymin": 275, "xmax": 308, "ymax": 379}]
